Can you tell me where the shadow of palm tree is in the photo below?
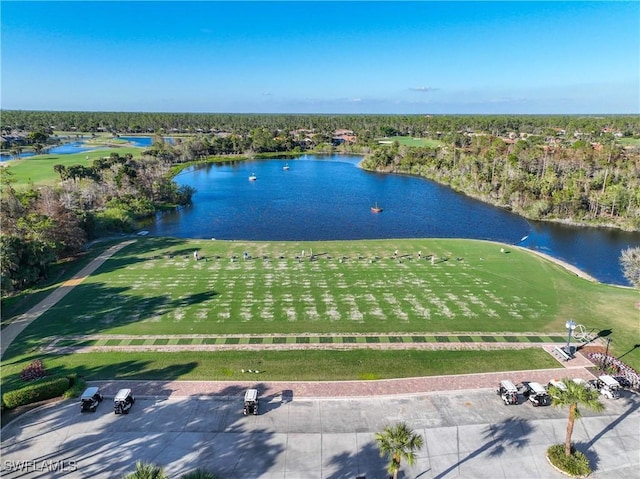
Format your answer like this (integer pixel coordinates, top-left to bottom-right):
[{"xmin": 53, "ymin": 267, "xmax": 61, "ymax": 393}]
[
  {"xmin": 585, "ymin": 395, "xmax": 640, "ymax": 449},
  {"xmin": 433, "ymin": 418, "xmax": 534, "ymax": 479},
  {"xmin": 325, "ymin": 440, "xmax": 386, "ymax": 479},
  {"xmin": 572, "ymin": 440, "xmax": 600, "ymax": 472},
  {"xmin": 6, "ymin": 399, "xmax": 283, "ymax": 479}
]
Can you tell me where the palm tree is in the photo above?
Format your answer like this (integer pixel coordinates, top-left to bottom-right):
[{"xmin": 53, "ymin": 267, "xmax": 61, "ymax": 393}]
[
  {"xmin": 121, "ymin": 461, "xmax": 168, "ymax": 479},
  {"xmin": 375, "ymin": 421, "xmax": 424, "ymax": 479},
  {"xmin": 180, "ymin": 470, "xmax": 218, "ymax": 479},
  {"xmin": 548, "ymin": 377, "xmax": 604, "ymax": 456}
]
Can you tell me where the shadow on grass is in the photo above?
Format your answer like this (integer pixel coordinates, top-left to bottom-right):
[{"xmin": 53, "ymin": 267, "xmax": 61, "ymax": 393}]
[
  {"xmin": 2, "ymin": 280, "xmax": 218, "ymax": 360},
  {"xmin": 88, "ymin": 236, "xmax": 189, "ymax": 276},
  {"xmin": 1, "ymin": 358, "xmax": 202, "ymax": 395}
]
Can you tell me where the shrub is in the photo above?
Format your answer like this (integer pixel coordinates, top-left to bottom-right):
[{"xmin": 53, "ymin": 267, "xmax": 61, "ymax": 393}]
[
  {"xmin": 2, "ymin": 377, "xmax": 71, "ymax": 409},
  {"xmin": 63, "ymin": 378, "xmax": 87, "ymax": 399},
  {"xmin": 180, "ymin": 470, "xmax": 219, "ymax": 479},
  {"xmin": 121, "ymin": 461, "xmax": 168, "ymax": 479},
  {"xmin": 547, "ymin": 444, "xmax": 592, "ymax": 477},
  {"xmin": 20, "ymin": 359, "xmax": 48, "ymax": 381}
]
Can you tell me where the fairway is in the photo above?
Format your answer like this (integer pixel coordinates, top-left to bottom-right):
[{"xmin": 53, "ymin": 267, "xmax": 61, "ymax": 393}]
[
  {"xmin": 8, "ymin": 237, "xmax": 638, "ymax": 351},
  {"xmin": 2, "ymin": 147, "xmax": 142, "ymax": 187},
  {"xmin": 378, "ymin": 136, "xmax": 443, "ymax": 147},
  {"xmin": 4, "ymin": 236, "xmax": 638, "ymax": 387},
  {"xmin": 16, "ymin": 237, "xmax": 563, "ymax": 340}
]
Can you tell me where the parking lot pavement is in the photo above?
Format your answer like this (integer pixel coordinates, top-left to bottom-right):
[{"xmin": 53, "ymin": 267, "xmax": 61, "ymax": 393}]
[{"xmin": 1, "ymin": 389, "xmax": 638, "ymax": 479}]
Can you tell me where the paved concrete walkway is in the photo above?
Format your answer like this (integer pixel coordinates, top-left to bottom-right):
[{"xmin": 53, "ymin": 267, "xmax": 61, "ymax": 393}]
[
  {"xmin": 3, "ymin": 388, "xmax": 638, "ymax": 479},
  {"xmin": 0, "ymin": 240, "xmax": 136, "ymax": 359}
]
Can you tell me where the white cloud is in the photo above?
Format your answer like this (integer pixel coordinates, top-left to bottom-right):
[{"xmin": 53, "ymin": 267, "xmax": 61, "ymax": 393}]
[{"xmin": 409, "ymin": 86, "xmax": 437, "ymax": 92}]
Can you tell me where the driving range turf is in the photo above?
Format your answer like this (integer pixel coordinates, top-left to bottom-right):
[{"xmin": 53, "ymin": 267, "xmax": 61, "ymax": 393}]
[{"xmin": 2, "ymin": 237, "xmax": 638, "ymax": 389}]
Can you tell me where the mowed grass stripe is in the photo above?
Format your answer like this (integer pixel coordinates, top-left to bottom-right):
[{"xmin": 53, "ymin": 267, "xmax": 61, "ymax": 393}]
[
  {"xmin": 0, "ymin": 349, "xmax": 561, "ymax": 387},
  {"xmin": 13, "ymin": 238, "xmax": 561, "ymax": 340},
  {"xmin": 4, "ymin": 237, "xmax": 639, "ymax": 374}
]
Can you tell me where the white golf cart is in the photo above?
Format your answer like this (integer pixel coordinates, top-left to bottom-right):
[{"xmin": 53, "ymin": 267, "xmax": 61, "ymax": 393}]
[
  {"xmin": 243, "ymin": 388, "xmax": 259, "ymax": 416},
  {"xmin": 547, "ymin": 379, "xmax": 568, "ymax": 392},
  {"xmin": 113, "ymin": 388, "xmax": 135, "ymax": 414},
  {"xmin": 521, "ymin": 381, "xmax": 550, "ymax": 407},
  {"xmin": 80, "ymin": 386, "xmax": 103, "ymax": 412},
  {"xmin": 597, "ymin": 375, "xmax": 621, "ymax": 399},
  {"xmin": 497, "ymin": 380, "xmax": 519, "ymax": 405},
  {"xmin": 571, "ymin": 378, "xmax": 593, "ymax": 390}
]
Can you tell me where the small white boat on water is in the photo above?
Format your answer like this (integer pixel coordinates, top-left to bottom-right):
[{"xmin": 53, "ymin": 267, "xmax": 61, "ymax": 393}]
[
  {"xmin": 249, "ymin": 173, "xmax": 257, "ymax": 181},
  {"xmin": 283, "ymin": 163, "xmax": 290, "ymax": 170}
]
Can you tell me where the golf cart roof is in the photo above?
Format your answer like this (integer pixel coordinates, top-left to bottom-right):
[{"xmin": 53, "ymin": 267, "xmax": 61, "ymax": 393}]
[
  {"xmin": 244, "ymin": 389, "xmax": 258, "ymax": 402},
  {"xmin": 548, "ymin": 379, "xmax": 567, "ymax": 391},
  {"xmin": 500, "ymin": 380, "xmax": 518, "ymax": 392},
  {"xmin": 81, "ymin": 386, "xmax": 100, "ymax": 400},
  {"xmin": 114, "ymin": 389, "xmax": 132, "ymax": 401},
  {"xmin": 527, "ymin": 382, "xmax": 547, "ymax": 394},
  {"xmin": 598, "ymin": 375, "xmax": 620, "ymax": 388}
]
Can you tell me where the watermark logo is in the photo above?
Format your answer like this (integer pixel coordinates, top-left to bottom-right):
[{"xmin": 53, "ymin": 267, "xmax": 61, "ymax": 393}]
[{"xmin": 2, "ymin": 459, "xmax": 78, "ymax": 473}]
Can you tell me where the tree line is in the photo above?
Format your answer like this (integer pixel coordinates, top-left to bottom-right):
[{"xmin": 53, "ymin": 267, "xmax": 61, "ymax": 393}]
[
  {"xmin": 3, "ymin": 110, "xmax": 639, "ymax": 141},
  {"xmin": 1, "ymin": 111, "xmax": 639, "ymax": 294},
  {"xmin": 361, "ymin": 134, "xmax": 640, "ymax": 231},
  {"xmin": 0, "ymin": 149, "xmax": 194, "ymax": 294}
]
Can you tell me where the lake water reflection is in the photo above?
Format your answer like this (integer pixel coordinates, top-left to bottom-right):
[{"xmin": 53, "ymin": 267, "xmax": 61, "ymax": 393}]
[{"xmin": 147, "ymin": 154, "xmax": 639, "ymax": 285}]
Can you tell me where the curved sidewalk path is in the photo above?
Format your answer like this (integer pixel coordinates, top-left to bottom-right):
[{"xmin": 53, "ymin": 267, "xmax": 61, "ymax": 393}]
[{"xmin": 0, "ymin": 240, "xmax": 136, "ymax": 359}]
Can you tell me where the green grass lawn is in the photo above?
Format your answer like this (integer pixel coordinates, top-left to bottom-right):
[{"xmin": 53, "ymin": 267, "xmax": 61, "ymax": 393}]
[
  {"xmin": 377, "ymin": 136, "xmax": 443, "ymax": 148},
  {"xmin": 0, "ymin": 349, "xmax": 560, "ymax": 390},
  {"xmin": 3, "ymin": 147, "xmax": 142, "ymax": 187},
  {"xmin": 618, "ymin": 137, "xmax": 640, "ymax": 147},
  {"xmin": 3, "ymin": 237, "xmax": 638, "ymax": 374}
]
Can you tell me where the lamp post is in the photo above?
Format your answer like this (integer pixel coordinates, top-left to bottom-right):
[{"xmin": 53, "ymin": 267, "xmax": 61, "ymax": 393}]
[
  {"xmin": 603, "ymin": 337, "xmax": 612, "ymax": 372},
  {"xmin": 564, "ymin": 320, "xmax": 576, "ymax": 357}
]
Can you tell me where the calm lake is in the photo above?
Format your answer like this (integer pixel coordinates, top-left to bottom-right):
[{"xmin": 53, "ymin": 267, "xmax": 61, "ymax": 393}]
[{"xmin": 146, "ymin": 155, "xmax": 640, "ymax": 286}]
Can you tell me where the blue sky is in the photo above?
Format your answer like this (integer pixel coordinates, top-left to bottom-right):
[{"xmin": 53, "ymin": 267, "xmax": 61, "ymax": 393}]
[{"xmin": 1, "ymin": 1, "xmax": 638, "ymax": 114}]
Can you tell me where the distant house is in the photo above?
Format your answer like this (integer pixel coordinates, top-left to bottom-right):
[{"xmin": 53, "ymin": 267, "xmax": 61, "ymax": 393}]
[{"xmin": 333, "ymin": 129, "xmax": 357, "ymax": 145}]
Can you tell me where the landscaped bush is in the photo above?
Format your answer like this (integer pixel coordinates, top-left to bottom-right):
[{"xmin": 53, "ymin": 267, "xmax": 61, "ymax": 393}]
[
  {"xmin": 20, "ymin": 359, "xmax": 48, "ymax": 381},
  {"xmin": 547, "ymin": 444, "xmax": 591, "ymax": 477},
  {"xmin": 180, "ymin": 469, "xmax": 219, "ymax": 479},
  {"xmin": 63, "ymin": 377, "xmax": 86, "ymax": 399},
  {"xmin": 121, "ymin": 461, "xmax": 168, "ymax": 479},
  {"xmin": 2, "ymin": 376, "xmax": 71, "ymax": 409}
]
